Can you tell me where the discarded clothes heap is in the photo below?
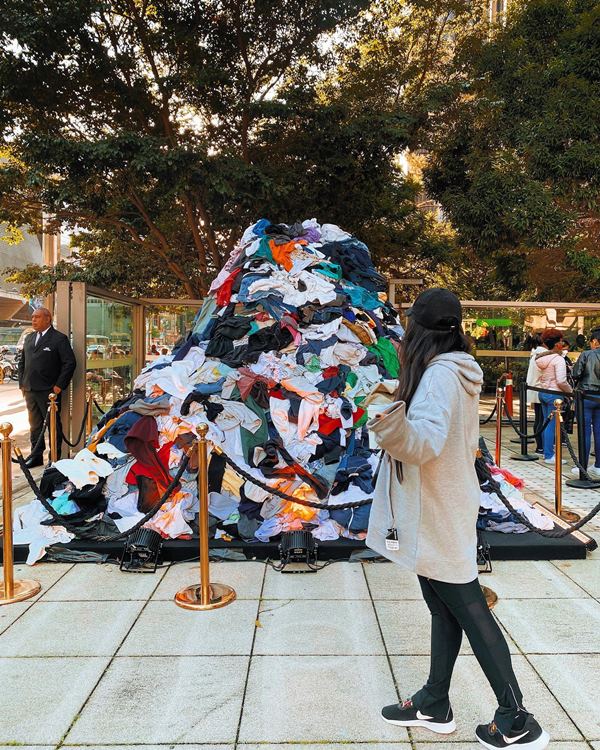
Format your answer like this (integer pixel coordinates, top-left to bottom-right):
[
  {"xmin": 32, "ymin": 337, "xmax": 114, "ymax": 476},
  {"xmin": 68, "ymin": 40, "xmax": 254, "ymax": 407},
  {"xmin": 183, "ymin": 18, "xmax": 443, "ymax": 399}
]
[
  {"xmin": 477, "ymin": 463, "xmax": 553, "ymax": 535},
  {"xmin": 15, "ymin": 219, "xmax": 404, "ymax": 562},
  {"xmin": 13, "ymin": 218, "xmax": 552, "ymax": 565}
]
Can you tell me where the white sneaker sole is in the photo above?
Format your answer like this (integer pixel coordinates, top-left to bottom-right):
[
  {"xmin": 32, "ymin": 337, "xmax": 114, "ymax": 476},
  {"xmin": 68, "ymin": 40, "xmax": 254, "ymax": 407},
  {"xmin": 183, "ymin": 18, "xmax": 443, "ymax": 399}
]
[
  {"xmin": 383, "ymin": 716, "xmax": 457, "ymax": 734},
  {"xmin": 476, "ymin": 729, "xmax": 550, "ymax": 750}
]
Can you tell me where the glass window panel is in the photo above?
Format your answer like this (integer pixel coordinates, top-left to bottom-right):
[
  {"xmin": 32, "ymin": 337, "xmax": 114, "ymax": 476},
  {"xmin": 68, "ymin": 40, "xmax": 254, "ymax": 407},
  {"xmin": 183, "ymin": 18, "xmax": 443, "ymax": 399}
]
[
  {"xmin": 144, "ymin": 306, "xmax": 198, "ymax": 366},
  {"xmin": 86, "ymin": 295, "xmax": 133, "ymax": 410}
]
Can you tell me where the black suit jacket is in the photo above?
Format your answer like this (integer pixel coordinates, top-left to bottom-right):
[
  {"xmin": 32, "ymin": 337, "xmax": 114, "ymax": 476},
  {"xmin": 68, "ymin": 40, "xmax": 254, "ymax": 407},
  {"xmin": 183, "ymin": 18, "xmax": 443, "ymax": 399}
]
[{"xmin": 18, "ymin": 326, "xmax": 77, "ymax": 392}]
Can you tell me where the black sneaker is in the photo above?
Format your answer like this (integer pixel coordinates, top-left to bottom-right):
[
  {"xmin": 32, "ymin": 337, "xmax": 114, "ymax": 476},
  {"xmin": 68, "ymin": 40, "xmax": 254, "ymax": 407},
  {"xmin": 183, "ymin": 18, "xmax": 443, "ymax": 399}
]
[
  {"xmin": 476, "ymin": 714, "xmax": 550, "ymax": 750},
  {"xmin": 382, "ymin": 698, "xmax": 456, "ymax": 734}
]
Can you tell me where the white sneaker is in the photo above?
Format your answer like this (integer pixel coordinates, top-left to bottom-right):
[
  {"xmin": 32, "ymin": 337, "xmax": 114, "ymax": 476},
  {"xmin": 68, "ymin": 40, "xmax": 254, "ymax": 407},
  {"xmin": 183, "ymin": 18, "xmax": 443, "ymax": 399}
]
[
  {"xmin": 570, "ymin": 467, "xmax": 580, "ymax": 476},
  {"xmin": 588, "ymin": 466, "xmax": 600, "ymax": 480},
  {"xmin": 544, "ymin": 456, "xmax": 566, "ymax": 465}
]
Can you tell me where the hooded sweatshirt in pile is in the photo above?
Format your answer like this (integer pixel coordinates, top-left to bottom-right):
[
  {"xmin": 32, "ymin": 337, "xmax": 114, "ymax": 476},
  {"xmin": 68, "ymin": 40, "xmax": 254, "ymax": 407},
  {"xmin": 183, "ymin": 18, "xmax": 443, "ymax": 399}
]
[{"xmin": 366, "ymin": 351, "xmax": 483, "ymax": 584}]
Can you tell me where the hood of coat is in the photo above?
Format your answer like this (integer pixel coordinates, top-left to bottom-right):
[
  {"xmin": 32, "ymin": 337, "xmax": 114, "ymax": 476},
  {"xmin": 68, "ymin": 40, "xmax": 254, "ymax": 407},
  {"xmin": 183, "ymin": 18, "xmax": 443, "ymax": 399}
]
[
  {"xmin": 428, "ymin": 352, "xmax": 483, "ymax": 396},
  {"xmin": 536, "ymin": 351, "xmax": 562, "ymax": 370}
]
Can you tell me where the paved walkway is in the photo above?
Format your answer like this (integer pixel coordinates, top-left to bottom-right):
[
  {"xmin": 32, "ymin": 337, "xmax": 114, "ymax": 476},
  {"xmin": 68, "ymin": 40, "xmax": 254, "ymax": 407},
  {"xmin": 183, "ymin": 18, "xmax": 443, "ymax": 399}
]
[{"xmin": 0, "ymin": 398, "xmax": 598, "ymax": 748}]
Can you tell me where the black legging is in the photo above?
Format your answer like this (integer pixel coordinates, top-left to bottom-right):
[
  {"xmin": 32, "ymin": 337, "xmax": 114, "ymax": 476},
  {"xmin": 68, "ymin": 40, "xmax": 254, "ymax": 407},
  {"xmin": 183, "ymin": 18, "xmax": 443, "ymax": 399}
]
[{"xmin": 411, "ymin": 577, "xmax": 526, "ymax": 734}]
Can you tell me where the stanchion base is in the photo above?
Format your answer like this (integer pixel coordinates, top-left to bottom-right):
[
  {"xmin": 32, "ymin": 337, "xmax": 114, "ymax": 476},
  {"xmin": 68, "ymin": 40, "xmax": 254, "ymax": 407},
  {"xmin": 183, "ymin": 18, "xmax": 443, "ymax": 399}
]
[
  {"xmin": 481, "ymin": 585, "xmax": 498, "ymax": 609},
  {"xmin": 0, "ymin": 579, "xmax": 41, "ymax": 606},
  {"xmin": 559, "ymin": 510, "xmax": 581, "ymax": 523},
  {"xmin": 174, "ymin": 582, "xmax": 236, "ymax": 611},
  {"xmin": 566, "ymin": 478, "xmax": 600, "ymax": 490},
  {"xmin": 510, "ymin": 454, "xmax": 540, "ymax": 462}
]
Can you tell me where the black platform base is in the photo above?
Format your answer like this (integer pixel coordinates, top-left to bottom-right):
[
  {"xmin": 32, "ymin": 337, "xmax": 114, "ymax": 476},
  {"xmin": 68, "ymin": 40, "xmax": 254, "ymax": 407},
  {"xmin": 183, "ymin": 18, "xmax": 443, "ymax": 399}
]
[
  {"xmin": 5, "ymin": 523, "xmax": 595, "ymax": 565},
  {"xmin": 510, "ymin": 454, "xmax": 540, "ymax": 462},
  {"xmin": 566, "ymin": 478, "xmax": 600, "ymax": 490}
]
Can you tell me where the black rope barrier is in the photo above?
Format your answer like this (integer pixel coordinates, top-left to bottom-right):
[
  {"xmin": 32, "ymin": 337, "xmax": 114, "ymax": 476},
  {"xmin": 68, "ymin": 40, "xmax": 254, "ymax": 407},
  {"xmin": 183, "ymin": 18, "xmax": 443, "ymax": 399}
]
[
  {"xmin": 61, "ymin": 399, "xmax": 91, "ymax": 448},
  {"xmin": 479, "ymin": 402, "xmax": 497, "ymax": 425},
  {"xmin": 218, "ymin": 451, "xmax": 373, "ymax": 510},
  {"xmin": 11, "ymin": 407, "xmax": 51, "ymax": 464},
  {"xmin": 561, "ymin": 424, "xmax": 597, "ymax": 484},
  {"xmin": 93, "ymin": 398, "xmax": 106, "ymax": 415},
  {"xmin": 477, "ymin": 456, "xmax": 600, "ymax": 538},
  {"xmin": 14, "ymin": 451, "xmax": 191, "ymax": 543},
  {"xmin": 503, "ymin": 402, "xmax": 552, "ymax": 440}
]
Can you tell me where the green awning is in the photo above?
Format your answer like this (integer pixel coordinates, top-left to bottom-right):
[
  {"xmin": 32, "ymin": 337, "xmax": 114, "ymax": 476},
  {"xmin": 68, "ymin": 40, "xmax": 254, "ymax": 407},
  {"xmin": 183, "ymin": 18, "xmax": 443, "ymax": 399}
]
[{"xmin": 475, "ymin": 318, "xmax": 513, "ymax": 327}]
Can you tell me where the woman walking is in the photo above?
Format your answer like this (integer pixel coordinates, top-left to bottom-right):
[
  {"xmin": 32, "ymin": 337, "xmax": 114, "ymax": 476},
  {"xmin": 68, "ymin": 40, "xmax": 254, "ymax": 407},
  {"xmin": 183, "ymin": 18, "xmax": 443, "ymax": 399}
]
[{"xmin": 367, "ymin": 288, "xmax": 549, "ymax": 750}]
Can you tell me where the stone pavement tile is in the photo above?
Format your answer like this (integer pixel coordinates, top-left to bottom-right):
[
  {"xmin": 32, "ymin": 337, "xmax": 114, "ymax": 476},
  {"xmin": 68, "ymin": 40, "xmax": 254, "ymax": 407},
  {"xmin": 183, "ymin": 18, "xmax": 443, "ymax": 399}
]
[
  {"xmin": 262, "ymin": 561, "xmax": 369, "ymax": 600},
  {"xmin": 238, "ymin": 655, "xmax": 407, "ymax": 743},
  {"xmin": 254, "ymin": 598, "xmax": 384, "ymax": 655},
  {"xmin": 529, "ymin": 654, "xmax": 600, "ymax": 741},
  {"xmin": 0, "ymin": 600, "xmax": 144, "ymax": 656},
  {"xmin": 118, "ymin": 598, "xmax": 258, "ymax": 656},
  {"xmin": 64, "ymin": 746, "xmax": 233, "ymax": 750},
  {"xmin": 390, "ymin": 655, "xmax": 582, "ymax": 741},
  {"xmin": 0, "ymin": 656, "xmax": 109, "ymax": 745},
  {"xmin": 481, "ymin": 560, "xmax": 588, "ymax": 599},
  {"xmin": 493, "ymin": 597, "xmax": 600, "ymax": 653},
  {"xmin": 66, "ymin": 656, "xmax": 248, "ymax": 744},
  {"xmin": 240, "ymin": 745, "xmax": 410, "ymax": 749},
  {"xmin": 40, "ymin": 561, "xmax": 167, "ymax": 600},
  {"xmin": 12, "ymin": 561, "xmax": 73, "ymax": 600},
  {"xmin": 375, "ymin": 600, "xmax": 518, "ymax": 656},
  {"xmin": 414, "ymin": 744, "xmax": 587, "ymax": 750},
  {"xmin": 364, "ymin": 562, "xmax": 423, "ymax": 600},
  {"xmin": 152, "ymin": 561, "xmax": 264, "ymax": 600},
  {"xmin": 553, "ymin": 559, "xmax": 600, "ymax": 598},
  {"xmin": 0, "ymin": 600, "xmax": 33, "ymax": 635}
]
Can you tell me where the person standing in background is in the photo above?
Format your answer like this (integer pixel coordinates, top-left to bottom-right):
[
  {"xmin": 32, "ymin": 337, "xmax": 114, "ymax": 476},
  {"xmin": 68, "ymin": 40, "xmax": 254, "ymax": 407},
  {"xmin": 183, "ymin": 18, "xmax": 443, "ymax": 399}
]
[
  {"xmin": 535, "ymin": 329, "xmax": 573, "ymax": 464},
  {"xmin": 525, "ymin": 333, "xmax": 546, "ymax": 455},
  {"xmin": 18, "ymin": 307, "xmax": 76, "ymax": 467},
  {"xmin": 572, "ymin": 328, "xmax": 600, "ymax": 479}
]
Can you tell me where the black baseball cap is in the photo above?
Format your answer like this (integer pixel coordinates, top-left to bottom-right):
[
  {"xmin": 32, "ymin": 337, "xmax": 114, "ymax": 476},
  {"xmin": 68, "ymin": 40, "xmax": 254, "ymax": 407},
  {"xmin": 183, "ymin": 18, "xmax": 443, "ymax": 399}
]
[{"xmin": 406, "ymin": 288, "xmax": 462, "ymax": 332}]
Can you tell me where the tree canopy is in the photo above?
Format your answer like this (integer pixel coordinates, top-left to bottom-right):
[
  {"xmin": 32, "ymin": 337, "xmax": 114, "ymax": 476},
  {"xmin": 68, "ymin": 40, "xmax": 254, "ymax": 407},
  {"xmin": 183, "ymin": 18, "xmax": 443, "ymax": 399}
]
[
  {"xmin": 1, "ymin": 0, "xmax": 447, "ymax": 298},
  {"xmin": 424, "ymin": 0, "xmax": 600, "ymax": 299}
]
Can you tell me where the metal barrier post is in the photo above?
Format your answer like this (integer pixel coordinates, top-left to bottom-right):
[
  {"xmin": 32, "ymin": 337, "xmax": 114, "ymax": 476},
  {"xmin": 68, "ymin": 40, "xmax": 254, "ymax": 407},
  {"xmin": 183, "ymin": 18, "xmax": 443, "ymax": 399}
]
[
  {"xmin": 553, "ymin": 400, "xmax": 580, "ymax": 523},
  {"xmin": 175, "ymin": 423, "xmax": 236, "ymax": 611},
  {"xmin": 504, "ymin": 371, "xmax": 513, "ymax": 418},
  {"xmin": 495, "ymin": 387, "xmax": 504, "ymax": 467},
  {"xmin": 511, "ymin": 381, "xmax": 539, "ymax": 461},
  {"xmin": 86, "ymin": 389, "xmax": 94, "ymax": 439},
  {"xmin": 566, "ymin": 390, "xmax": 600, "ymax": 490},
  {"xmin": 0, "ymin": 423, "xmax": 41, "ymax": 605},
  {"xmin": 481, "ymin": 585, "xmax": 498, "ymax": 609},
  {"xmin": 48, "ymin": 393, "xmax": 59, "ymax": 463}
]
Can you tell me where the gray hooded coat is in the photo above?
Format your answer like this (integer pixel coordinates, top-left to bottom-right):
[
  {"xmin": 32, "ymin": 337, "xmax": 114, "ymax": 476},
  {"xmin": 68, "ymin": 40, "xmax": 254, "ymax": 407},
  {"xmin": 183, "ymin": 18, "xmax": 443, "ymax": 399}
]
[{"xmin": 366, "ymin": 352, "xmax": 484, "ymax": 584}]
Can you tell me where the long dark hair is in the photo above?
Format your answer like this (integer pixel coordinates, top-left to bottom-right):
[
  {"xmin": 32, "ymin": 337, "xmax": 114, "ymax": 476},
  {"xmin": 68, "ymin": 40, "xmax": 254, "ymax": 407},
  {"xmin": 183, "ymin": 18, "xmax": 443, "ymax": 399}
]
[{"xmin": 395, "ymin": 318, "xmax": 472, "ymax": 407}]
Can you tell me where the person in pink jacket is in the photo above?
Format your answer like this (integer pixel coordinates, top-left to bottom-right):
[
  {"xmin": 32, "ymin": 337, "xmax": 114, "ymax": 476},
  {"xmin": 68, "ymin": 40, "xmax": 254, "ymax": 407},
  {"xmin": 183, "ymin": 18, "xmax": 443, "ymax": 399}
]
[{"xmin": 535, "ymin": 328, "xmax": 573, "ymax": 462}]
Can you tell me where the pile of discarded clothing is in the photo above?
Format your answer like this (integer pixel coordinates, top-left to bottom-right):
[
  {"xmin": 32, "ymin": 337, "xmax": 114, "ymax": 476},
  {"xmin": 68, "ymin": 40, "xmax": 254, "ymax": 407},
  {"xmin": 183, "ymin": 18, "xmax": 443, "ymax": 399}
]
[
  {"xmin": 15, "ymin": 219, "xmax": 404, "ymax": 561},
  {"xmin": 477, "ymin": 463, "xmax": 553, "ymax": 534}
]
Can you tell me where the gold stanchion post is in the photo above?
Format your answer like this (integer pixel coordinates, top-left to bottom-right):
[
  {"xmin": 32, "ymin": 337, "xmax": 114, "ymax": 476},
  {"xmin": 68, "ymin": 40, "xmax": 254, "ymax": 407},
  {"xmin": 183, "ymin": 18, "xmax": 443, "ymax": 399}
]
[
  {"xmin": 495, "ymin": 387, "xmax": 504, "ymax": 467},
  {"xmin": 48, "ymin": 392, "xmax": 58, "ymax": 463},
  {"xmin": 481, "ymin": 585, "xmax": 498, "ymax": 609},
  {"xmin": 86, "ymin": 389, "xmax": 94, "ymax": 438},
  {"xmin": 553, "ymin": 399, "xmax": 580, "ymax": 523},
  {"xmin": 174, "ymin": 423, "xmax": 236, "ymax": 611},
  {"xmin": 0, "ymin": 423, "xmax": 41, "ymax": 605}
]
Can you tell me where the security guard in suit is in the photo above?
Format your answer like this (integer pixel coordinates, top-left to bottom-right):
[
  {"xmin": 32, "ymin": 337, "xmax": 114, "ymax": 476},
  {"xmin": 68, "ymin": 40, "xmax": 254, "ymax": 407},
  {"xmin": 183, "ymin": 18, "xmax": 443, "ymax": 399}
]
[{"xmin": 18, "ymin": 307, "xmax": 76, "ymax": 467}]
